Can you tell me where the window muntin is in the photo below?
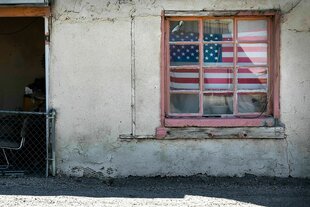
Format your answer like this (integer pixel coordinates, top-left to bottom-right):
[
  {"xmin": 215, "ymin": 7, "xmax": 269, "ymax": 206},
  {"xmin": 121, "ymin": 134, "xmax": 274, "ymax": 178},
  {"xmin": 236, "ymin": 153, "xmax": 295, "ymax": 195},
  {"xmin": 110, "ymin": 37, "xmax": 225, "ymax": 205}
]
[{"xmin": 166, "ymin": 17, "xmax": 271, "ymax": 118}]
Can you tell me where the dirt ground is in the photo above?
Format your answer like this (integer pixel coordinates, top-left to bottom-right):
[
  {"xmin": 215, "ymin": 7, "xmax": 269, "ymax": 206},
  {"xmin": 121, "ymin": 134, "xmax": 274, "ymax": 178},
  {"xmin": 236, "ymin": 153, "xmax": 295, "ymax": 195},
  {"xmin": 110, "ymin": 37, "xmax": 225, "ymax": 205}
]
[{"xmin": 0, "ymin": 175, "xmax": 309, "ymax": 207}]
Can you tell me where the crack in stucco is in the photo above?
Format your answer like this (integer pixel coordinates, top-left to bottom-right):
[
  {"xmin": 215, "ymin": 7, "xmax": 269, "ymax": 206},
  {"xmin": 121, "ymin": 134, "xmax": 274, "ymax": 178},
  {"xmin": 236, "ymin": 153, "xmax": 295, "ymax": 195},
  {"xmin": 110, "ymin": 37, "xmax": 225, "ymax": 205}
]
[
  {"xmin": 282, "ymin": 0, "xmax": 302, "ymax": 14},
  {"xmin": 281, "ymin": 0, "xmax": 303, "ymax": 23},
  {"xmin": 130, "ymin": 14, "xmax": 136, "ymax": 136},
  {"xmin": 288, "ymin": 28, "xmax": 310, "ymax": 33},
  {"xmin": 284, "ymin": 138, "xmax": 292, "ymax": 176}
]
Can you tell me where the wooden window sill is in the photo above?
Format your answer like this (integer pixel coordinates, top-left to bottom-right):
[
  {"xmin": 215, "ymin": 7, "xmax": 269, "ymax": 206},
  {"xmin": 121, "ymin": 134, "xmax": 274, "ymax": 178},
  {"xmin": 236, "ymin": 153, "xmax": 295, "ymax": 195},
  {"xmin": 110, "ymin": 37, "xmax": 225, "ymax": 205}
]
[
  {"xmin": 164, "ymin": 117, "xmax": 276, "ymax": 127},
  {"xmin": 119, "ymin": 126, "xmax": 285, "ymax": 140}
]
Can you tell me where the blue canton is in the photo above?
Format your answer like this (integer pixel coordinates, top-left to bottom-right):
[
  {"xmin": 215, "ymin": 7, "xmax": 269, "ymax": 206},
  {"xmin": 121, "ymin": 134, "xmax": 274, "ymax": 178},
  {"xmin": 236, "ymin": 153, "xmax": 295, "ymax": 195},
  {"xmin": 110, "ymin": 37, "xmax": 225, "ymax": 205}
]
[{"xmin": 170, "ymin": 32, "xmax": 223, "ymax": 63}]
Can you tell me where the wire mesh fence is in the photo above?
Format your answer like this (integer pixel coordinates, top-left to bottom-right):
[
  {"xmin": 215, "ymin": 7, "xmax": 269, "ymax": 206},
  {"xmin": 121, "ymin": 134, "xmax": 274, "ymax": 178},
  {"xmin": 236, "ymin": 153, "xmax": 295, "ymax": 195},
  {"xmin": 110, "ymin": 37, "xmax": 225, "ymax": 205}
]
[{"xmin": 0, "ymin": 110, "xmax": 55, "ymax": 176}]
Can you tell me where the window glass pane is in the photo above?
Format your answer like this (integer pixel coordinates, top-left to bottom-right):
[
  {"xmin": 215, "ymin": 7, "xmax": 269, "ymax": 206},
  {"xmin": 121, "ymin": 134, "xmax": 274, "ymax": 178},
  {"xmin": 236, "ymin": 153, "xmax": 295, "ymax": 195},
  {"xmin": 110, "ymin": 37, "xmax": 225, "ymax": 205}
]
[
  {"xmin": 203, "ymin": 93, "xmax": 233, "ymax": 115},
  {"xmin": 170, "ymin": 94, "xmax": 199, "ymax": 113},
  {"xmin": 170, "ymin": 44, "xmax": 199, "ymax": 66},
  {"xmin": 237, "ymin": 67, "xmax": 268, "ymax": 90},
  {"xmin": 170, "ymin": 21, "xmax": 199, "ymax": 42},
  {"xmin": 170, "ymin": 69, "xmax": 199, "ymax": 90},
  {"xmin": 204, "ymin": 44, "xmax": 234, "ymax": 67},
  {"xmin": 238, "ymin": 20, "xmax": 267, "ymax": 42},
  {"xmin": 204, "ymin": 19, "xmax": 233, "ymax": 41},
  {"xmin": 237, "ymin": 43, "xmax": 267, "ymax": 66},
  {"xmin": 238, "ymin": 93, "xmax": 267, "ymax": 113},
  {"xmin": 204, "ymin": 68, "xmax": 233, "ymax": 91}
]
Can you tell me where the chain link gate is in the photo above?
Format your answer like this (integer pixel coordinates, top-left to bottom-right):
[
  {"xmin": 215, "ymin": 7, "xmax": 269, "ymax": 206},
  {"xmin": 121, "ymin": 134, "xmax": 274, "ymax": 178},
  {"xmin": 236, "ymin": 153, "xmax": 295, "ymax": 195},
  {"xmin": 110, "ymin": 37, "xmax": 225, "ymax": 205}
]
[{"xmin": 0, "ymin": 109, "xmax": 55, "ymax": 176}]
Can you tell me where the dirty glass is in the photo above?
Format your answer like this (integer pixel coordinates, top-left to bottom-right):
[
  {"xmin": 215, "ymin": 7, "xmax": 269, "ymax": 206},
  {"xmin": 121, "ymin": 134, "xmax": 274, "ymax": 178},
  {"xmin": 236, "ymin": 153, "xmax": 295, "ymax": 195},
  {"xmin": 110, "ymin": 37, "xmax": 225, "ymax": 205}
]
[
  {"xmin": 203, "ymin": 43, "xmax": 234, "ymax": 67},
  {"xmin": 203, "ymin": 19, "xmax": 233, "ymax": 41},
  {"xmin": 238, "ymin": 93, "xmax": 267, "ymax": 113},
  {"xmin": 238, "ymin": 20, "xmax": 267, "ymax": 42},
  {"xmin": 170, "ymin": 44, "xmax": 199, "ymax": 66},
  {"xmin": 170, "ymin": 21, "xmax": 199, "ymax": 42},
  {"xmin": 204, "ymin": 68, "xmax": 234, "ymax": 91},
  {"xmin": 170, "ymin": 94, "xmax": 199, "ymax": 113},
  {"xmin": 203, "ymin": 93, "xmax": 233, "ymax": 115},
  {"xmin": 237, "ymin": 43, "xmax": 267, "ymax": 66},
  {"xmin": 170, "ymin": 69, "xmax": 199, "ymax": 91},
  {"xmin": 237, "ymin": 67, "xmax": 268, "ymax": 90}
]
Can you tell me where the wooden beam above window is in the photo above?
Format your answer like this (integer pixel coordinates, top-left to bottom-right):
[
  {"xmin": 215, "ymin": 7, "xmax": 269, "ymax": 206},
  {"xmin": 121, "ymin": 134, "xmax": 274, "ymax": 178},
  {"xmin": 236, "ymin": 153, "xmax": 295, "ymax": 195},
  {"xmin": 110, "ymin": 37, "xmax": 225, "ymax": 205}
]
[
  {"xmin": 0, "ymin": 6, "xmax": 50, "ymax": 17},
  {"xmin": 164, "ymin": 10, "xmax": 279, "ymax": 17}
]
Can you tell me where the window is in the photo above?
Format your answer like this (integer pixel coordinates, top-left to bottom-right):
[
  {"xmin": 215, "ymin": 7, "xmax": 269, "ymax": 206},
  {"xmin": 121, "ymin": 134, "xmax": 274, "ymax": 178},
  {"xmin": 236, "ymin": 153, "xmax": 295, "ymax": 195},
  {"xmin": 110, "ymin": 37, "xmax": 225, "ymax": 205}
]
[{"xmin": 161, "ymin": 12, "xmax": 280, "ymax": 128}]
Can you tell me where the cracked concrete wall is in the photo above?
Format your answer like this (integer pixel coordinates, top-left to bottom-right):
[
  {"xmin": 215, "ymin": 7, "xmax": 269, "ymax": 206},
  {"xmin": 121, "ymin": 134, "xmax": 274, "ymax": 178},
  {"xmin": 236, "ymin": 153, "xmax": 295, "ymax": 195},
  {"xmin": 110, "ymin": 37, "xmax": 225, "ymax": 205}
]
[{"xmin": 50, "ymin": 0, "xmax": 310, "ymax": 178}]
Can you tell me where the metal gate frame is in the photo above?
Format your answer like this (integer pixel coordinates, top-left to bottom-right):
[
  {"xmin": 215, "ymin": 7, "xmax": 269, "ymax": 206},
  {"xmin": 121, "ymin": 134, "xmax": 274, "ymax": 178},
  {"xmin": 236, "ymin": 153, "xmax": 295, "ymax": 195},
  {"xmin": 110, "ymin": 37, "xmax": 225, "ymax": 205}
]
[{"xmin": 0, "ymin": 109, "xmax": 56, "ymax": 177}]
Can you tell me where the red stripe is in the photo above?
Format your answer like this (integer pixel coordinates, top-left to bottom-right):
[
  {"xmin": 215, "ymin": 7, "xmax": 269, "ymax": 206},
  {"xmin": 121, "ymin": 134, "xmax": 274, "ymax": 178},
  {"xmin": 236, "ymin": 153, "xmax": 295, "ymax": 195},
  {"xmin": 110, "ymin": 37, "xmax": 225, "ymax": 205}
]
[
  {"xmin": 238, "ymin": 46, "xmax": 267, "ymax": 52},
  {"xmin": 238, "ymin": 68, "xmax": 267, "ymax": 73},
  {"xmin": 222, "ymin": 57, "xmax": 233, "ymax": 62},
  {"xmin": 238, "ymin": 36, "xmax": 267, "ymax": 41},
  {"xmin": 221, "ymin": 47, "xmax": 234, "ymax": 52},
  {"xmin": 204, "ymin": 78, "xmax": 233, "ymax": 84},
  {"xmin": 222, "ymin": 46, "xmax": 267, "ymax": 52},
  {"xmin": 238, "ymin": 57, "xmax": 267, "ymax": 63},
  {"xmin": 204, "ymin": 69, "xmax": 233, "ymax": 73},
  {"xmin": 170, "ymin": 77, "xmax": 199, "ymax": 83},
  {"xmin": 238, "ymin": 78, "xmax": 267, "ymax": 84}
]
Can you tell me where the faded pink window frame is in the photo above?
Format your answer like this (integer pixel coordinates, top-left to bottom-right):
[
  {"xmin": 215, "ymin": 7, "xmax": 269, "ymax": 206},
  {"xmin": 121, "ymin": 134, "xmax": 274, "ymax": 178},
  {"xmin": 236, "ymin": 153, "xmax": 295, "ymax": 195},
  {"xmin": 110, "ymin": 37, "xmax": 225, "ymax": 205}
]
[{"xmin": 159, "ymin": 11, "xmax": 280, "ymax": 129}]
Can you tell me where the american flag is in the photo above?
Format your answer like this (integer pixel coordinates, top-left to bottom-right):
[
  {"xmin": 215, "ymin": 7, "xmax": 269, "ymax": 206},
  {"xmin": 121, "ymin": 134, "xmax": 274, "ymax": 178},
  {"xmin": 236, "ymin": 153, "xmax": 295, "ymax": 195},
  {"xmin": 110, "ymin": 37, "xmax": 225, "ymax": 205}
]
[{"xmin": 170, "ymin": 29, "xmax": 268, "ymax": 91}]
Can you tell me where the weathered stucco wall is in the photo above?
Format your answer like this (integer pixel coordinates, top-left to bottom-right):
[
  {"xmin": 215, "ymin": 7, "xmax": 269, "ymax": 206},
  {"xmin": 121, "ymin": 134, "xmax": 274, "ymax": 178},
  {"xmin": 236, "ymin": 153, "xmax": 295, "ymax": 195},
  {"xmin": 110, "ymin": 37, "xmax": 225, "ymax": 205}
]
[{"xmin": 50, "ymin": 0, "xmax": 310, "ymax": 178}]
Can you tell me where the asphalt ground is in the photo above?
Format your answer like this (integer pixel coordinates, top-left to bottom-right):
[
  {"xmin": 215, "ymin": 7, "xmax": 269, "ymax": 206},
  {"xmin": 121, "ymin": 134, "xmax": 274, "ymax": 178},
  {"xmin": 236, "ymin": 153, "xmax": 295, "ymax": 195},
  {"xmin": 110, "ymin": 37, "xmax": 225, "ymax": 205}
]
[{"xmin": 0, "ymin": 175, "xmax": 309, "ymax": 207}]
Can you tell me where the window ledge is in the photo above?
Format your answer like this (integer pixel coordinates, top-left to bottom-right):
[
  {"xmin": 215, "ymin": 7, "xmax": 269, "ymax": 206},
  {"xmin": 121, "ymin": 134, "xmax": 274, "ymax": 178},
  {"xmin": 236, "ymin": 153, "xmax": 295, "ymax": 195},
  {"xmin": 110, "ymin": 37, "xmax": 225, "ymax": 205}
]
[
  {"xmin": 163, "ymin": 126, "xmax": 285, "ymax": 139},
  {"xmin": 165, "ymin": 117, "xmax": 276, "ymax": 127},
  {"xmin": 119, "ymin": 126, "xmax": 285, "ymax": 140}
]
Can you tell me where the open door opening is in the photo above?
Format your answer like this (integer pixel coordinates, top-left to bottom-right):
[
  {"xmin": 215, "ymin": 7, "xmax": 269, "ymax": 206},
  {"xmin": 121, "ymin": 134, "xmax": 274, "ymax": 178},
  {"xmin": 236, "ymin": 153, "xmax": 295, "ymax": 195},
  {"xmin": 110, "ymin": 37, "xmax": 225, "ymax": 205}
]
[
  {"xmin": 0, "ymin": 17, "xmax": 45, "ymax": 111},
  {"xmin": 0, "ymin": 17, "xmax": 49, "ymax": 176}
]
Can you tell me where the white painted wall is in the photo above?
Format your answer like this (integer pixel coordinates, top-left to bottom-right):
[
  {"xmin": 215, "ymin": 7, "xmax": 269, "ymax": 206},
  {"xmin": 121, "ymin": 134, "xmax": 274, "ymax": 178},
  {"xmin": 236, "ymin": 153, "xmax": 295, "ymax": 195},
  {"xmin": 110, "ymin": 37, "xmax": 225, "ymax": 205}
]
[{"xmin": 50, "ymin": 0, "xmax": 310, "ymax": 178}]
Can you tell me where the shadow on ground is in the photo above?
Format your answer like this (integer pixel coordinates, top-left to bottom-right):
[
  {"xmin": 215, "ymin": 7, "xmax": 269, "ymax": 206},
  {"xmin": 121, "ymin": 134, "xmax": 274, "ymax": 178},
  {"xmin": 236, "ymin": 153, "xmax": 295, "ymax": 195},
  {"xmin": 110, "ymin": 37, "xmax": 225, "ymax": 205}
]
[{"xmin": 0, "ymin": 175, "xmax": 309, "ymax": 207}]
